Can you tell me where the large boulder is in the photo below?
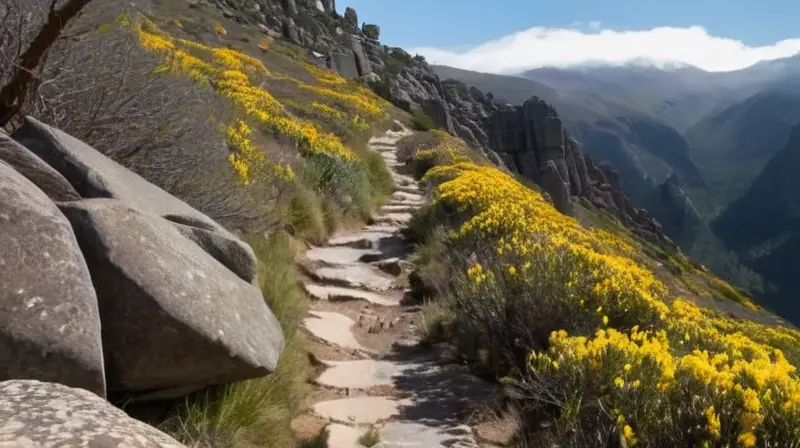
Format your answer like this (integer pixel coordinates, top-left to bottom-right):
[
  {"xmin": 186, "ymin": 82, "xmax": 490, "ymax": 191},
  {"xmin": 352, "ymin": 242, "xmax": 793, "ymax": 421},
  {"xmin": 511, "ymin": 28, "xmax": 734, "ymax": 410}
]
[
  {"xmin": 343, "ymin": 7, "xmax": 358, "ymax": 27},
  {"xmin": 362, "ymin": 23, "xmax": 380, "ymax": 40},
  {"xmin": 173, "ymin": 222, "xmax": 258, "ymax": 284},
  {"xmin": 0, "ymin": 380, "xmax": 185, "ymax": 447},
  {"xmin": 0, "ymin": 133, "xmax": 80, "ymax": 202},
  {"xmin": 12, "ymin": 116, "xmax": 259, "ymax": 282},
  {"xmin": 0, "ymin": 161, "xmax": 105, "ymax": 396},
  {"xmin": 59, "ymin": 199, "xmax": 284, "ymax": 397}
]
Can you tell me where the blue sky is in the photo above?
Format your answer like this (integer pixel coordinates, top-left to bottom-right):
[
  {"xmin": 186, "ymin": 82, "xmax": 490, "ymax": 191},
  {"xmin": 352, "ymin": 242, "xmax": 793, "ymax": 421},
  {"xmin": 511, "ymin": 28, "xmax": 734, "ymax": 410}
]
[{"xmin": 338, "ymin": 0, "xmax": 800, "ymax": 73}]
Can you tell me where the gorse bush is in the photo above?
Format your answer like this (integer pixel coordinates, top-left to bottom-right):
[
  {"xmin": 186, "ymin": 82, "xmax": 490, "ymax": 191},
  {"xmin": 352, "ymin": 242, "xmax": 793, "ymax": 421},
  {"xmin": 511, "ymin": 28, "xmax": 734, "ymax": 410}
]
[{"xmin": 408, "ymin": 133, "xmax": 800, "ymax": 446}]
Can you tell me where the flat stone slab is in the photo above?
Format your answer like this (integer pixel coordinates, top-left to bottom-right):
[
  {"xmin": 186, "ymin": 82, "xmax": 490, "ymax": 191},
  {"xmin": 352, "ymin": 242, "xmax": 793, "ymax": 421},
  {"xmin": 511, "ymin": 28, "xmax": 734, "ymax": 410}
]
[
  {"xmin": 326, "ymin": 423, "xmax": 362, "ymax": 448},
  {"xmin": 392, "ymin": 191, "xmax": 424, "ymax": 202},
  {"xmin": 314, "ymin": 396, "xmax": 410, "ymax": 424},
  {"xmin": 329, "ymin": 231, "xmax": 396, "ymax": 248},
  {"xmin": 396, "ymin": 185, "xmax": 422, "ymax": 195},
  {"xmin": 378, "ymin": 422, "xmax": 478, "ymax": 448},
  {"xmin": 373, "ymin": 213, "xmax": 413, "ymax": 226},
  {"xmin": 313, "ymin": 265, "xmax": 395, "ymax": 291},
  {"xmin": 306, "ymin": 246, "xmax": 382, "ymax": 265},
  {"xmin": 381, "ymin": 204, "xmax": 420, "ymax": 214},
  {"xmin": 303, "ymin": 311, "xmax": 368, "ymax": 352},
  {"xmin": 392, "ymin": 174, "xmax": 417, "ymax": 187},
  {"xmin": 316, "ymin": 359, "xmax": 420, "ymax": 389},
  {"xmin": 364, "ymin": 224, "xmax": 403, "ymax": 233},
  {"xmin": 304, "ymin": 283, "xmax": 403, "ymax": 306}
]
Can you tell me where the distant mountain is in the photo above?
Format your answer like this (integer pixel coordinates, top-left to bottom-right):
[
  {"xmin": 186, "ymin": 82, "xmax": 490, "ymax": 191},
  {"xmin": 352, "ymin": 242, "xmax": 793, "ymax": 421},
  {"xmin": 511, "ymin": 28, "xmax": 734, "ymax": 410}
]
[
  {"xmin": 431, "ymin": 60, "xmax": 793, "ymax": 293},
  {"xmin": 713, "ymin": 123, "xmax": 800, "ymax": 321},
  {"xmin": 686, "ymin": 80, "xmax": 800, "ymax": 210}
]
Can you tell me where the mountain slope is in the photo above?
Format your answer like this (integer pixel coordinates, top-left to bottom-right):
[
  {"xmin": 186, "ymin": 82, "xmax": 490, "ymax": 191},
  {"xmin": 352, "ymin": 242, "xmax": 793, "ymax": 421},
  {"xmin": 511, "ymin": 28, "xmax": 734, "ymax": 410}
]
[
  {"xmin": 713, "ymin": 123, "xmax": 800, "ymax": 320},
  {"xmin": 686, "ymin": 81, "xmax": 800, "ymax": 210}
]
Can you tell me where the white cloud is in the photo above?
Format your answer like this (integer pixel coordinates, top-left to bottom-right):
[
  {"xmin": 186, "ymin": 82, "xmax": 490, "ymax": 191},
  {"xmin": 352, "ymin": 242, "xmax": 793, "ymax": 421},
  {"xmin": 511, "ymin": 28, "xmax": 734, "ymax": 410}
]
[{"xmin": 409, "ymin": 25, "xmax": 800, "ymax": 74}]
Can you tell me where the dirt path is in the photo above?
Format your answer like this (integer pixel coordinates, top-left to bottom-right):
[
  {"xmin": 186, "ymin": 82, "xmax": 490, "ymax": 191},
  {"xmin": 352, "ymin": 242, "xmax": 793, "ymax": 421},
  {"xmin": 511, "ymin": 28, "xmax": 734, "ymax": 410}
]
[{"xmin": 293, "ymin": 123, "xmax": 498, "ymax": 447}]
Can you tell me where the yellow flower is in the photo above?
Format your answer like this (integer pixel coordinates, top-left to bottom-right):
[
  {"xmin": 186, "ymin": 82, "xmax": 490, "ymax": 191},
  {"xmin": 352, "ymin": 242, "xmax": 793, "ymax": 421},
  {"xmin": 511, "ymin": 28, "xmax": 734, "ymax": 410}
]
[
  {"xmin": 705, "ymin": 406, "xmax": 721, "ymax": 439},
  {"xmin": 623, "ymin": 363, "xmax": 632, "ymax": 372},
  {"xmin": 614, "ymin": 377, "xmax": 625, "ymax": 388},
  {"xmin": 737, "ymin": 432, "xmax": 756, "ymax": 447},
  {"xmin": 602, "ymin": 315, "xmax": 609, "ymax": 326},
  {"xmin": 508, "ymin": 266, "xmax": 517, "ymax": 276}
]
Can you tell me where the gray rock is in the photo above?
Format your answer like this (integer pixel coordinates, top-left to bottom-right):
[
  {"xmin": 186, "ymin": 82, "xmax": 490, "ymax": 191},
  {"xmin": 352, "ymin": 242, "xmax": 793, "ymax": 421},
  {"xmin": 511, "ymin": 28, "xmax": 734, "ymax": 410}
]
[
  {"xmin": 333, "ymin": 52, "xmax": 359, "ymax": 78},
  {"xmin": 0, "ymin": 380, "xmax": 185, "ymax": 447},
  {"xmin": 59, "ymin": 199, "xmax": 284, "ymax": 396},
  {"xmin": 350, "ymin": 35, "xmax": 372, "ymax": 76},
  {"xmin": 13, "ymin": 116, "xmax": 258, "ymax": 286},
  {"xmin": 0, "ymin": 133, "xmax": 80, "ymax": 202},
  {"xmin": 315, "ymin": 0, "xmax": 324, "ymax": 12},
  {"xmin": 0, "ymin": 161, "xmax": 105, "ymax": 397},
  {"xmin": 283, "ymin": 17, "xmax": 301, "ymax": 45},
  {"xmin": 362, "ymin": 72, "xmax": 381, "ymax": 84},
  {"xmin": 281, "ymin": 0, "xmax": 297, "ymax": 15},
  {"xmin": 540, "ymin": 160, "xmax": 572, "ymax": 215},
  {"xmin": 362, "ymin": 23, "xmax": 380, "ymax": 40},
  {"xmin": 344, "ymin": 7, "xmax": 358, "ymax": 27},
  {"xmin": 173, "ymin": 223, "xmax": 258, "ymax": 283},
  {"xmin": 13, "ymin": 117, "xmax": 228, "ymax": 237}
]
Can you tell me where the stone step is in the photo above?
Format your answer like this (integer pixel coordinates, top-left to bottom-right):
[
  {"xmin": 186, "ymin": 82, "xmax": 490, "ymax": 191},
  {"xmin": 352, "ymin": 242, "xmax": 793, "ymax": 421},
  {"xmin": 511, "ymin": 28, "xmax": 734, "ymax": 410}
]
[
  {"xmin": 306, "ymin": 246, "xmax": 382, "ymax": 265},
  {"xmin": 303, "ymin": 311, "xmax": 371, "ymax": 353},
  {"xmin": 372, "ymin": 213, "xmax": 413, "ymax": 226},
  {"xmin": 325, "ymin": 423, "xmax": 362, "ymax": 448},
  {"xmin": 392, "ymin": 175, "xmax": 416, "ymax": 187},
  {"xmin": 311, "ymin": 265, "xmax": 395, "ymax": 291},
  {"xmin": 303, "ymin": 283, "xmax": 403, "ymax": 306},
  {"xmin": 315, "ymin": 359, "xmax": 422, "ymax": 389},
  {"xmin": 328, "ymin": 231, "xmax": 397, "ymax": 249},
  {"xmin": 396, "ymin": 185, "xmax": 422, "ymax": 195},
  {"xmin": 380, "ymin": 204, "xmax": 419, "ymax": 214},
  {"xmin": 379, "ymin": 422, "xmax": 480, "ymax": 448},
  {"xmin": 363, "ymin": 223, "xmax": 404, "ymax": 234},
  {"xmin": 392, "ymin": 191, "xmax": 424, "ymax": 202},
  {"xmin": 314, "ymin": 396, "xmax": 410, "ymax": 424}
]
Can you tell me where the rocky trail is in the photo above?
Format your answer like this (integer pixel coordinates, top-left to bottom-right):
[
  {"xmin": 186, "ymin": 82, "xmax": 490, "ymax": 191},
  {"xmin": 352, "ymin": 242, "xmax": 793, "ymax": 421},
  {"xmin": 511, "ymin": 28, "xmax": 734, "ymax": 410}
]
[{"xmin": 292, "ymin": 124, "xmax": 500, "ymax": 447}]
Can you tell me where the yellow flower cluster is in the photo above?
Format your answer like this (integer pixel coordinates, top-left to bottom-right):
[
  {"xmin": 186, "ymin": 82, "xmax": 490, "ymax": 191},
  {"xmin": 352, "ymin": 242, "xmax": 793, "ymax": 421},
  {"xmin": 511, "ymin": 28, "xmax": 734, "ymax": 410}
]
[
  {"xmin": 226, "ymin": 120, "xmax": 294, "ymax": 185},
  {"xmin": 417, "ymin": 140, "xmax": 800, "ymax": 444},
  {"xmin": 130, "ymin": 17, "xmax": 358, "ymax": 169},
  {"xmin": 424, "ymin": 162, "xmax": 668, "ymax": 325},
  {"xmin": 299, "ymin": 84, "xmax": 385, "ymax": 121}
]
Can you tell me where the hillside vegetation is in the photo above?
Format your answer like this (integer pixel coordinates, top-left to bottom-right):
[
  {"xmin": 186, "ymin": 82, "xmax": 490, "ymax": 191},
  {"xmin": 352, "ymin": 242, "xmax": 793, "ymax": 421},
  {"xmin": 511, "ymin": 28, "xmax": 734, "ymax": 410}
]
[{"xmin": 406, "ymin": 131, "xmax": 800, "ymax": 447}]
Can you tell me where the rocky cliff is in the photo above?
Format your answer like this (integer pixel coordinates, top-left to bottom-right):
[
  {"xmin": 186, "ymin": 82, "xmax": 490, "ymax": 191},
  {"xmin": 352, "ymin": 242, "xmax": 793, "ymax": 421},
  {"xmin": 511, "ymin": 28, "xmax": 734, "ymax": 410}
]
[
  {"xmin": 486, "ymin": 98, "xmax": 677, "ymax": 250},
  {"xmin": 198, "ymin": 0, "xmax": 674, "ymax": 249}
]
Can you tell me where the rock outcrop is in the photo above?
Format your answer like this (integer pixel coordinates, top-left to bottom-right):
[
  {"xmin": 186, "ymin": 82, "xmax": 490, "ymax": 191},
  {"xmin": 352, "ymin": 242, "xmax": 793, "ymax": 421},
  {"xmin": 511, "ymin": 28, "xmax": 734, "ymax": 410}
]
[
  {"xmin": 0, "ymin": 161, "xmax": 105, "ymax": 397},
  {"xmin": 0, "ymin": 380, "xmax": 185, "ymax": 447},
  {"xmin": 1, "ymin": 117, "xmax": 285, "ymax": 401},
  {"xmin": 486, "ymin": 98, "xmax": 677, "ymax": 250}
]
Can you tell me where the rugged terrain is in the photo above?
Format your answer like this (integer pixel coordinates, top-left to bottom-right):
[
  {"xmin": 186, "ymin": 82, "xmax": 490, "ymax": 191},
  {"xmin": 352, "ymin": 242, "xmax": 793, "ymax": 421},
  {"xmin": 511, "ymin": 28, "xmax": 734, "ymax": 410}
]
[{"xmin": 3, "ymin": 0, "xmax": 800, "ymax": 446}]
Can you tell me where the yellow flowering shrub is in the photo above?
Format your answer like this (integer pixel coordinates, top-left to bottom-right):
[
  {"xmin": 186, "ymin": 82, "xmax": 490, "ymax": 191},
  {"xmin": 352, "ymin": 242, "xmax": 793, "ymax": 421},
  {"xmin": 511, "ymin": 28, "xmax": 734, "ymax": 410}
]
[
  {"xmin": 130, "ymin": 17, "xmax": 358, "ymax": 182},
  {"xmin": 409, "ymin": 135, "xmax": 800, "ymax": 445}
]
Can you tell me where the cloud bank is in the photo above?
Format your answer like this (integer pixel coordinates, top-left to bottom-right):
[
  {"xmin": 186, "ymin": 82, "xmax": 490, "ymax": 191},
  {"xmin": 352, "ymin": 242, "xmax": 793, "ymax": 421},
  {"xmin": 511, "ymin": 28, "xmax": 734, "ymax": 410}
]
[{"xmin": 410, "ymin": 24, "xmax": 800, "ymax": 74}]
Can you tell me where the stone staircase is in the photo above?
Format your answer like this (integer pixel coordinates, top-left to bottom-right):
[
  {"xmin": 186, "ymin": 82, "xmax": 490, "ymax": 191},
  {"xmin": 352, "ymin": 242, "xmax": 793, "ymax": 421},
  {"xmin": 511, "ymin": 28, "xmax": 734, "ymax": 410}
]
[{"xmin": 296, "ymin": 123, "xmax": 494, "ymax": 447}]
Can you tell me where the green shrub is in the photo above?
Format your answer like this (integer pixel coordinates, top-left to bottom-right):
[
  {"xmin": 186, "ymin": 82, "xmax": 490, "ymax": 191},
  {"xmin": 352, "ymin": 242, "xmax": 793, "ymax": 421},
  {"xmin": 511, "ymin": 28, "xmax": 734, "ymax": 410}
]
[
  {"xmin": 289, "ymin": 182, "xmax": 328, "ymax": 244},
  {"xmin": 358, "ymin": 426, "xmax": 381, "ymax": 447},
  {"xmin": 410, "ymin": 108, "xmax": 435, "ymax": 131}
]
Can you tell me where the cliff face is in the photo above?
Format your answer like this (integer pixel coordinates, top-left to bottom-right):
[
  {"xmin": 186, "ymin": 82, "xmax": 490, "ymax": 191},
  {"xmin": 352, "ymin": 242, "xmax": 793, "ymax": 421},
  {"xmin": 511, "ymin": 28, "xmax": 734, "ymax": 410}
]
[
  {"xmin": 486, "ymin": 98, "xmax": 677, "ymax": 250},
  {"xmin": 198, "ymin": 0, "xmax": 476, "ymax": 143}
]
